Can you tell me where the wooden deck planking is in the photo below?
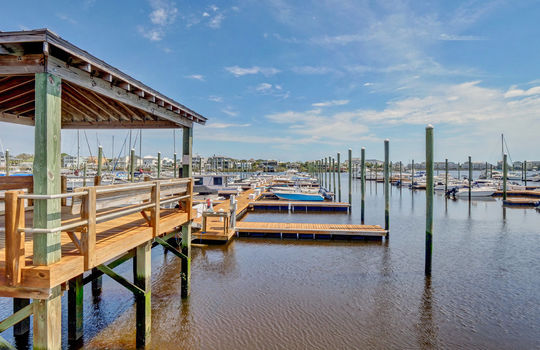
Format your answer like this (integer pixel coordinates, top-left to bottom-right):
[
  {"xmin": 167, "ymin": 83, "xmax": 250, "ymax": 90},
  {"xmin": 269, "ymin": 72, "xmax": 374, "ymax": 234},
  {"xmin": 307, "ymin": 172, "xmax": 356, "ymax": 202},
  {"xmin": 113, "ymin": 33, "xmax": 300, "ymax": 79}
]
[
  {"xmin": 0, "ymin": 207, "xmax": 190, "ymax": 293},
  {"xmin": 235, "ymin": 221, "xmax": 386, "ymax": 238}
]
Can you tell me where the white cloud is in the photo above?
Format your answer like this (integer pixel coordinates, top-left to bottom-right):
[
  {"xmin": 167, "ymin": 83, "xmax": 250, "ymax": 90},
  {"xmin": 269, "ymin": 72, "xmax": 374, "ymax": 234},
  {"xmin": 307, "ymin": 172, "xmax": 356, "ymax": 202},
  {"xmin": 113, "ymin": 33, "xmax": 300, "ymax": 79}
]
[
  {"xmin": 222, "ymin": 108, "xmax": 238, "ymax": 117},
  {"xmin": 256, "ymin": 83, "xmax": 273, "ymax": 92},
  {"xmin": 202, "ymin": 12, "xmax": 210, "ymax": 17},
  {"xmin": 209, "ymin": 13, "xmax": 225, "ymax": 28},
  {"xmin": 291, "ymin": 66, "xmax": 336, "ymax": 75},
  {"xmin": 312, "ymin": 100, "xmax": 349, "ymax": 107},
  {"xmin": 504, "ymin": 86, "xmax": 540, "ymax": 98},
  {"xmin": 439, "ymin": 33, "xmax": 484, "ymax": 41},
  {"xmin": 206, "ymin": 122, "xmax": 251, "ymax": 129},
  {"xmin": 185, "ymin": 74, "xmax": 205, "ymax": 81},
  {"xmin": 209, "ymin": 96, "xmax": 223, "ymax": 102},
  {"xmin": 225, "ymin": 66, "xmax": 281, "ymax": 77},
  {"xmin": 140, "ymin": 0, "xmax": 178, "ymax": 41},
  {"xmin": 363, "ymin": 82, "xmax": 374, "ymax": 86}
]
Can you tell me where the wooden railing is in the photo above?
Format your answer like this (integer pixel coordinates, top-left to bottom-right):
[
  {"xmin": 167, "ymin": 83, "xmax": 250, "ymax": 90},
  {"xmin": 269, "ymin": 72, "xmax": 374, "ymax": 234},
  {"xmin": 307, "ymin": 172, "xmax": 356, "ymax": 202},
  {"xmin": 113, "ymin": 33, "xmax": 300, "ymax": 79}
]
[{"xmin": 2, "ymin": 178, "xmax": 193, "ymax": 286}]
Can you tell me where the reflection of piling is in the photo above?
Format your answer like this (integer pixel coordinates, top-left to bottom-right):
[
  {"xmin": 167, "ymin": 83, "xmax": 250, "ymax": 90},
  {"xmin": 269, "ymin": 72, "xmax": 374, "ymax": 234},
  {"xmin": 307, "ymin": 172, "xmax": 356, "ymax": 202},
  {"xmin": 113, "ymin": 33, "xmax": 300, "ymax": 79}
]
[
  {"xmin": 425, "ymin": 125, "xmax": 434, "ymax": 276},
  {"xmin": 384, "ymin": 140, "xmax": 390, "ymax": 234}
]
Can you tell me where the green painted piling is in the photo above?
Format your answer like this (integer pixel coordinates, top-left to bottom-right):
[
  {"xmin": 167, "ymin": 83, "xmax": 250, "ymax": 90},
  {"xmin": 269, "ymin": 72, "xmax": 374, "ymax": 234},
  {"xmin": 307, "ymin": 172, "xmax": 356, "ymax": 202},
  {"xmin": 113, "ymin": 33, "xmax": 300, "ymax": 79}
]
[
  {"xmin": 384, "ymin": 140, "xmax": 390, "ymax": 233},
  {"xmin": 332, "ymin": 157, "xmax": 336, "ymax": 197},
  {"xmin": 134, "ymin": 241, "xmax": 152, "ymax": 348},
  {"xmin": 337, "ymin": 153, "xmax": 342, "ymax": 202},
  {"xmin": 503, "ymin": 154, "xmax": 508, "ymax": 200},
  {"xmin": 68, "ymin": 275, "xmax": 83, "ymax": 343},
  {"xmin": 157, "ymin": 152, "xmax": 161, "ymax": 178},
  {"xmin": 348, "ymin": 149, "xmax": 352, "ymax": 207},
  {"xmin": 83, "ymin": 163, "xmax": 87, "ymax": 187},
  {"xmin": 130, "ymin": 149, "xmax": 135, "ymax": 182},
  {"xmin": 468, "ymin": 156, "xmax": 472, "ymax": 200},
  {"xmin": 524, "ymin": 160, "xmax": 527, "ymax": 186},
  {"xmin": 5, "ymin": 149, "xmax": 9, "ymax": 176},
  {"xmin": 425, "ymin": 125, "xmax": 434, "ymax": 276},
  {"xmin": 445, "ymin": 158, "xmax": 448, "ymax": 192},
  {"xmin": 97, "ymin": 146, "xmax": 102, "ymax": 180},
  {"xmin": 399, "ymin": 161, "xmax": 402, "ymax": 188},
  {"xmin": 360, "ymin": 147, "xmax": 366, "ymax": 223},
  {"xmin": 173, "ymin": 153, "xmax": 177, "ymax": 178}
]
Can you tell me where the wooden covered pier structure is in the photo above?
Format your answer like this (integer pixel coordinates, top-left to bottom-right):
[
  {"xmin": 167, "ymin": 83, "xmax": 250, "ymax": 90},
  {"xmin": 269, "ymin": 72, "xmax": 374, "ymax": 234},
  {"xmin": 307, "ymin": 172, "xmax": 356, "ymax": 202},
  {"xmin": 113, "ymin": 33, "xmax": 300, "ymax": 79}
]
[{"xmin": 0, "ymin": 29, "xmax": 206, "ymax": 349}]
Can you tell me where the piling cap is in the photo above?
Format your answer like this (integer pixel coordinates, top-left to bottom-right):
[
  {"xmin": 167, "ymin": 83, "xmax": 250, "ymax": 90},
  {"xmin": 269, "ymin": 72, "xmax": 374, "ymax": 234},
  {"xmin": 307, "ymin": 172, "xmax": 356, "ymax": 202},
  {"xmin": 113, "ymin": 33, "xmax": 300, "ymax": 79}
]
[
  {"xmin": 385, "ymin": 138, "xmax": 389, "ymax": 142},
  {"xmin": 361, "ymin": 147, "xmax": 365, "ymax": 150},
  {"xmin": 426, "ymin": 124, "xmax": 434, "ymax": 129},
  {"xmin": 98, "ymin": 145, "xmax": 102, "ymax": 148}
]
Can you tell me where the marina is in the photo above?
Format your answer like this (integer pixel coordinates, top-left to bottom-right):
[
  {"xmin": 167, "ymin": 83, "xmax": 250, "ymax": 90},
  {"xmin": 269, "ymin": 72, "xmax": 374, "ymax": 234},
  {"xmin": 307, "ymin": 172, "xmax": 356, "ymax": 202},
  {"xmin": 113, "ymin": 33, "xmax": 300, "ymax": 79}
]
[{"xmin": 0, "ymin": 4, "xmax": 540, "ymax": 349}]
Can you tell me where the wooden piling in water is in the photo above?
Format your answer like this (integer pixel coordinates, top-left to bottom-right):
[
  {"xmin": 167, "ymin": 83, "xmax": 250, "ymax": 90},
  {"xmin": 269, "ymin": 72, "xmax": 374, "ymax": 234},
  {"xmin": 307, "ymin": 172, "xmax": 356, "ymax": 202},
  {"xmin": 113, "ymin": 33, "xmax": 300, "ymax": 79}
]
[
  {"xmin": 458, "ymin": 162, "xmax": 461, "ymax": 179},
  {"xmin": 157, "ymin": 152, "xmax": 162, "ymax": 178},
  {"xmin": 411, "ymin": 159, "xmax": 415, "ymax": 186},
  {"xmin": 130, "ymin": 148, "xmax": 135, "ymax": 182},
  {"xmin": 134, "ymin": 241, "xmax": 151, "ymax": 348},
  {"xmin": 445, "ymin": 158, "xmax": 448, "ymax": 192},
  {"xmin": 173, "ymin": 153, "xmax": 177, "ymax": 178},
  {"xmin": 425, "ymin": 125, "xmax": 434, "ymax": 277},
  {"xmin": 348, "ymin": 149, "xmax": 352, "ymax": 207},
  {"xmin": 503, "ymin": 153, "xmax": 508, "ymax": 200},
  {"xmin": 337, "ymin": 153, "xmax": 342, "ymax": 202},
  {"xmin": 524, "ymin": 160, "xmax": 527, "ymax": 186},
  {"xmin": 384, "ymin": 140, "xmax": 390, "ymax": 234},
  {"xmin": 68, "ymin": 275, "xmax": 83, "ymax": 343},
  {"xmin": 5, "ymin": 149, "xmax": 9, "ymax": 176},
  {"xmin": 181, "ymin": 126, "xmax": 192, "ymax": 298},
  {"xmin": 332, "ymin": 157, "xmax": 336, "ymax": 197},
  {"xmin": 468, "ymin": 156, "xmax": 472, "ymax": 200},
  {"xmin": 399, "ymin": 161, "xmax": 402, "ymax": 188},
  {"xmin": 361, "ymin": 147, "xmax": 365, "ymax": 224},
  {"xmin": 83, "ymin": 163, "xmax": 87, "ymax": 187}
]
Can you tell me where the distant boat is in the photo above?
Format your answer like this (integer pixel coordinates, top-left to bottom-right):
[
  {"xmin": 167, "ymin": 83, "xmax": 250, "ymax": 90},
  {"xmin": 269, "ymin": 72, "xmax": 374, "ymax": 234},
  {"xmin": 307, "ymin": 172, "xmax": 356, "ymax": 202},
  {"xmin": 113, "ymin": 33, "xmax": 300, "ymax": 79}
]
[
  {"xmin": 454, "ymin": 186, "xmax": 496, "ymax": 197},
  {"xmin": 272, "ymin": 191, "xmax": 324, "ymax": 201}
]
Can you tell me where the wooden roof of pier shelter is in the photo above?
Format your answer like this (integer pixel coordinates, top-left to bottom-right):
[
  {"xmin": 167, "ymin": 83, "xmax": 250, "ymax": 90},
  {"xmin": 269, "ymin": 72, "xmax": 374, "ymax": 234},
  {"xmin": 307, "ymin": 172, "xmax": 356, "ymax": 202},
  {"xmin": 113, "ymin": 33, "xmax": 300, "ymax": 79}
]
[{"xmin": 0, "ymin": 28, "xmax": 207, "ymax": 129}]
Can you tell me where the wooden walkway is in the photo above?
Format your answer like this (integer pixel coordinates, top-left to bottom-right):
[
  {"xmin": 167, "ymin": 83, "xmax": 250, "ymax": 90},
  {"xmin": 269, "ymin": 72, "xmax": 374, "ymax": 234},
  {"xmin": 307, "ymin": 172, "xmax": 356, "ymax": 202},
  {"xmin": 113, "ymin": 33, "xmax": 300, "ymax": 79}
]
[
  {"xmin": 503, "ymin": 198, "xmax": 540, "ymax": 207},
  {"xmin": 0, "ymin": 206, "xmax": 189, "ymax": 298},
  {"xmin": 494, "ymin": 190, "xmax": 540, "ymax": 198},
  {"xmin": 249, "ymin": 200, "xmax": 350, "ymax": 212},
  {"xmin": 193, "ymin": 188, "xmax": 263, "ymax": 241},
  {"xmin": 235, "ymin": 221, "xmax": 387, "ymax": 240}
]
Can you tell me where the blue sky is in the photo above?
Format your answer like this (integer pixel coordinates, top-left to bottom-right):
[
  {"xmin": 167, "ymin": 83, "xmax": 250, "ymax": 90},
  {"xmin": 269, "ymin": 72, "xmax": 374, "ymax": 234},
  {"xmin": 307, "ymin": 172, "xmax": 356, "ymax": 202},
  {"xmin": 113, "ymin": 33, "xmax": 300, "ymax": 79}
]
[{"xmin": 1, "ymin": 0, "xmax": 540, "ymax": 164}]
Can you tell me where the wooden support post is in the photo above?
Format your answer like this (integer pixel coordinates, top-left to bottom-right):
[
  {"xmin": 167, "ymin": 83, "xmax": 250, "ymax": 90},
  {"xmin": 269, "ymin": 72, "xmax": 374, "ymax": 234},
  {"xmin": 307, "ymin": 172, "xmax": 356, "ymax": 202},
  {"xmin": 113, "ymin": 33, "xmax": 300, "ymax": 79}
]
[
  {"xmin": 468, "ymin": 156, "xmax": 472, "ymax": 200},
  {"xmin": 95, "ymin": 145, "xmax": 102, "ymax": 186},
  {"xmin": 173, "ymin": 153, "xmax": 177, "ymax": 178},
  {"xmin": 524, "ymin": 160, "xmax": 527, "ymax": 186},
  {"xmin": 490, "ymin": 164, "xmax": 493, "ymax": 178},
  {"xmin": 485, "ymin": 161, "xmax": 488, "ymax": 179},
  {"xmin": 332, "ymin": 157, "xmax": 336, "ymax": 197},
  {"xmin": 411, "ymin": 159, "xmax": 414, "ymax": 187},
  {"xmin": 348, "ymin": 149, "xmax": 352, "ymax": 207},
  {"xmin": 384, "ymin": 140, "xmax": 390, "ymax": 234},
  {"xmin": 458, "ymin": 162, "xmax": 461, "ymax": 179},
  {"xmin": 503, "ymin": 153, "xmax": 508, "ymax": 200},
  {"xmin": 151, "ymin": 181, "xmax": 160, "ymax": 237},
  {"xmin": 399, "ymin": 161, "xmax": 402, "ymax": 188},
  {"xmin": 81, "ymin": 187, "xmax": 96, "ymax": 270},
  {"xmin": 134, "ymin": 242, "xmax": 151, "ymax": 348},
  {"xmin": 337, "ymin": 153, "xmax": 341, "ymax": 202},
  {"xmin": 68, "ymin": 275, "xmax": 83, "ymax": 343},
  {"xmin": 445, "ymin": 158, "xmax": 448, "ymax": 193},
  {"xmin": 425, "ymin": 125, "xmax": 434, "ymax": 277},
  {"xmin": 181, "ymin": 126, "xmax": 192, "ymax": 298},
  {"xmin": 33, "ymin": 72, "xmax": 63, "ymax": 349},
  {"xmin": 61, "ymin": 176, "xmax": 67, "ymax": 206},
  {"xmin": 82, "ymin": 163, "xmax": 87, "ymax": 187},
  {"xmin": 130, "ymin": 148, "xmax": 135, "ymax": 182},
  {"xmin": 13, "ymin": 298, "xmax": 30, "ymax": 336},
  {"xmin": 5, "ymin": 149, "xmax": 9, "ymax": 176},
  {"xmin": 361, "ymin": 147, "xmax": 365, "ymax": 224},
  {"xmin": 157, "ymin": 152, "xmax": 161, "ymax": 179},
  {"xmin": 5, "ymin": 191, "xmax": 25, "ymax": 285}
]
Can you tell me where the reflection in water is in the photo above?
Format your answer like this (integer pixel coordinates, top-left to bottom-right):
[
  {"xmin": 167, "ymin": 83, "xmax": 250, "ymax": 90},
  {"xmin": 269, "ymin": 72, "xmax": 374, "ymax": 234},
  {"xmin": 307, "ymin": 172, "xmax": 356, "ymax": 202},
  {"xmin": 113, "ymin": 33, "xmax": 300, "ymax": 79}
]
[
  {"xmin": 417, "ymin": 278, "xmax": 438, "ymax": 349},
  {"xmin": 0, "ymin": 177, "xmax": 537, "ymax": 349}
]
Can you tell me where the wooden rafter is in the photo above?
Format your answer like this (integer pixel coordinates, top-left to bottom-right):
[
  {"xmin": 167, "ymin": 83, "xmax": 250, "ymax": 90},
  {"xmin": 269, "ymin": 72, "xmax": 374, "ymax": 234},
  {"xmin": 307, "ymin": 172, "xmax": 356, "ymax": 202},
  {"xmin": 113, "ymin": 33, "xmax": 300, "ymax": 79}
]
[{"xmin": 63, "ymin": 83, "xmax": 119, "ymax": 122}]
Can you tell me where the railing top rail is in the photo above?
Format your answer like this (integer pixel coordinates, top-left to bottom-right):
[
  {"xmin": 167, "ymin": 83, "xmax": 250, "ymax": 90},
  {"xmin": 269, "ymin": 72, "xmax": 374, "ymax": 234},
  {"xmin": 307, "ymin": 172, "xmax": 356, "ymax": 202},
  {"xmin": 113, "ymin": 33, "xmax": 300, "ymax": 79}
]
[
  {"xmin": 19, "ymin": 191, "xmax": 88, "ymax": 200},
  {"xmin": 95, "ymin": 182, "xmax": 155, "ymax": 194}
]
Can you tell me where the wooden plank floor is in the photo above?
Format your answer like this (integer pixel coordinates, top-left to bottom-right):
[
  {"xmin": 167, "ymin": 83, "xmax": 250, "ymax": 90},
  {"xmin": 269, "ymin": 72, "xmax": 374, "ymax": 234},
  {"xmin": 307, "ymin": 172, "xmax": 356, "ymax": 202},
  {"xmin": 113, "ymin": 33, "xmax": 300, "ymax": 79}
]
[
  {"xmin": 0, "ymin": 206, "xmax": 189, "ymax": 297},
  {"xmin": 249, "ymin": 200, "xmax": 350, "ymax": 211},
  {"xmin": 235, "ymin": 221, "xmax": 387, "ymax": 239},
  {"xmin": 193, "ymin": 188, "xmax": 263, "ymax": 241}
]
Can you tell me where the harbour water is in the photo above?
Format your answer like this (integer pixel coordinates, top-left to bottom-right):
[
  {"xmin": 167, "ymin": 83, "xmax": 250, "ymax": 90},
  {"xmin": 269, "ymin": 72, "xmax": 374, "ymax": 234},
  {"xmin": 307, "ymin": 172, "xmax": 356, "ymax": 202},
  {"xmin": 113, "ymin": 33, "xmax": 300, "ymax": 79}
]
[{"xmin": 1, "ymin": 175, "xmax": 539, "ymax": 349}]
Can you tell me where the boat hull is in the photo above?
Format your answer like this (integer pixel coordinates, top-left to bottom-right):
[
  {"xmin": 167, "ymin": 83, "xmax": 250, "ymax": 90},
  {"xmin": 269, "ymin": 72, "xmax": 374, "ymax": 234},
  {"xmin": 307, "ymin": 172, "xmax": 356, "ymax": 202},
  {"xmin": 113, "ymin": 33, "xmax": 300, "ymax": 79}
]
[{"xmin": 273, "ymin": 192, "xmax": 324, "ymax": 201}]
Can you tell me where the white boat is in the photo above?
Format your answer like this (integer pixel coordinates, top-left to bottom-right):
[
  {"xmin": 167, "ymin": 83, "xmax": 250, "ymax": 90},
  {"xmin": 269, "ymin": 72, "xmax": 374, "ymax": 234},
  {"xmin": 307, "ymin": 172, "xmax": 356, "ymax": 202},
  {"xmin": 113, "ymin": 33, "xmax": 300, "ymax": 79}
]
[{"xmin": 454, "ymin": 186, "xmax": 496, "ymax": 197}]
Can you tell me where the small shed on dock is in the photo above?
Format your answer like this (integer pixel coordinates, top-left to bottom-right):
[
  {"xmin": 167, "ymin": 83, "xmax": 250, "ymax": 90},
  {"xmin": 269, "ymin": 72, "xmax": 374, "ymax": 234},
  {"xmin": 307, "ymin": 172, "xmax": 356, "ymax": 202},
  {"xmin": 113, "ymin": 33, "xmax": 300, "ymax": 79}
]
[{"xmin": 0, "ymin": 28, "xmax": 206, "ymax": 349}]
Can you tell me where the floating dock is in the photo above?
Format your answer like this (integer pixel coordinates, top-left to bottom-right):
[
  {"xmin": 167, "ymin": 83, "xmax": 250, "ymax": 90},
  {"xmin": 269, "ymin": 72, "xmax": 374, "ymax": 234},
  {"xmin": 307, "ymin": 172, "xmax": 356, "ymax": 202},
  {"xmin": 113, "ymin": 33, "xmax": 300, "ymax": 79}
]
[
  {"xmin": 235, "ymin": 222, "xmax": 387, "ymax": 240},
  {"xmin": 494, "ymin": 190, "xmax": 540, "ymax": 198},
  {"xmin": 248, "ymin": 200, "xmax": 350, "ymax": 212},
  {"xmin": 503, "ymin": 198, "xmax": 540, "ymax": 207}
]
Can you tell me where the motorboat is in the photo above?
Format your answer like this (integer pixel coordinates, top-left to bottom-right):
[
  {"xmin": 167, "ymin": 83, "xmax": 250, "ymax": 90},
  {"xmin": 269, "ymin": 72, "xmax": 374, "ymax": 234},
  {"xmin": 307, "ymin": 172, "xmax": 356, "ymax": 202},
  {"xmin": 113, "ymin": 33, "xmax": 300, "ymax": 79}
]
[{"xmin": 453, "ymin": 186, "xmax": 496, "ymax": 197}]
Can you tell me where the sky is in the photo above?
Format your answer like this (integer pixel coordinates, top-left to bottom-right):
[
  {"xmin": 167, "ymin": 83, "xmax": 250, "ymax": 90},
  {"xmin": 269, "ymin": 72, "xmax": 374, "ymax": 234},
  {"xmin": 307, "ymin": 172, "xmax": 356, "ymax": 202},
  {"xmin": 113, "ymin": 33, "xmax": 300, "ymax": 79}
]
[{"xmin": 1, "ymin": 0, "xmax": 540, "ymax": 164}]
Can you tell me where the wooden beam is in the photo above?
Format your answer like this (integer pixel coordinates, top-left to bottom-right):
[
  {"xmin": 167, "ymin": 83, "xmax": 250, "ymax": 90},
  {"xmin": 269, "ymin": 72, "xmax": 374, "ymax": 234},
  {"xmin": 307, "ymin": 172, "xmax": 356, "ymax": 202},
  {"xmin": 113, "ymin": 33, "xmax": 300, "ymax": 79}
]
[
  {"xmin": 63, "ymin": 83, "xmax": 119, "ymax": 122},
  {"xmin": 96, "ymin": 264, "xmax": 144, "ymax": 296},
  {"xmin": 0, "ymin": 76, "xmax": 34, "ymax": 94},
  {"xmin": 62, "ymin": 88, "xmax": 102, "ymax": 122},
  {"xmin": 0, "ymin": 112, "xmax": 33, "ymax": 126},
  {"xmin": 0, "ymin": 85, "xmax": 35, "ymax": 104},
  {"xmin": 0, "ymin": 54, "xmax": 45, "ymax": 75},
  {"xmin": 0, "ymin": 96, "xmax": 34, "ymax": 113},
  {"xmin": 0, "ymin": 300, "xmax": 33, "ymax": 333},
  {"xmin": 5, "ymin": 191, "xmax": 25, "ymax": 286},
  {"xmin": 46, "ymin": 56, "xmax": 193, "ymax": 128},
  {"xmin": 85, "ymin": 90, "xmax": 130, "ymax": 121},
  {"xmin": 61, "ymin": 120, "xmax": 179, "ymax": 129}
]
